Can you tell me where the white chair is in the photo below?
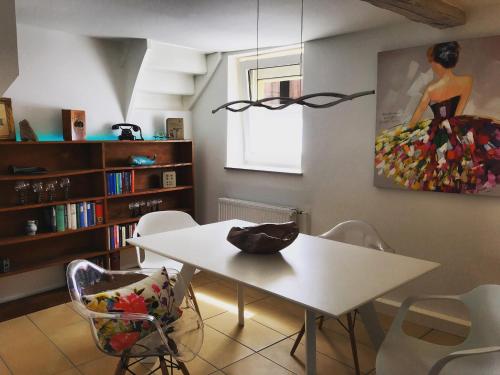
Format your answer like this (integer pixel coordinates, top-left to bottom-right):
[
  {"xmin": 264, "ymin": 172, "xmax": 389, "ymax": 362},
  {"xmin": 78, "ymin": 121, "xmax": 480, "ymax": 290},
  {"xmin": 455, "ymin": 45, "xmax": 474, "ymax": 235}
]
[
  {"xmin": 133, "ymin": 211, "xmax": 201, "ymax": 314},
  {"xmin": 377, "ymin": 284, "xmax": 500, "ymax": 375},
  {"xmin": 290, "ymin": 220, "xmax": 394, "ymax": 375}
]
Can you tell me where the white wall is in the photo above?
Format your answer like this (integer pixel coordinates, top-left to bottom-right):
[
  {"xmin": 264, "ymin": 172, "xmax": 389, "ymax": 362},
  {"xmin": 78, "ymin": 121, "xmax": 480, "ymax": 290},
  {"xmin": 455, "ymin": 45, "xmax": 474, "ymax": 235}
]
[
  {"xmin": 4, "ymin": 24, "xmax": 192, "ymax": 140},
  {"xmin": 192, "ymin": 5, "xmax": 500, "ymax": 322}
]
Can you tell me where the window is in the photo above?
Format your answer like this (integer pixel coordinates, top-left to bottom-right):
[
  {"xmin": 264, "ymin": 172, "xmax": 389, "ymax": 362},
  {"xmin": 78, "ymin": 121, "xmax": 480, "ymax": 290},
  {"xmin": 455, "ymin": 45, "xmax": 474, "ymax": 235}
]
[{"xmin": 226, "ymin": 48, "xmax": 303, "ymax": 174}]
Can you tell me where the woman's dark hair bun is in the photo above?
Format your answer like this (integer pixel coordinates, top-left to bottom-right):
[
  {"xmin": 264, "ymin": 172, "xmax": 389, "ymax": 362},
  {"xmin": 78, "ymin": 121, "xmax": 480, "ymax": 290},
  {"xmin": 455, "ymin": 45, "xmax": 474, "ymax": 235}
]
[{"xmin": 432, "ymin": 41, "xmax": 460, "ymax": 69}]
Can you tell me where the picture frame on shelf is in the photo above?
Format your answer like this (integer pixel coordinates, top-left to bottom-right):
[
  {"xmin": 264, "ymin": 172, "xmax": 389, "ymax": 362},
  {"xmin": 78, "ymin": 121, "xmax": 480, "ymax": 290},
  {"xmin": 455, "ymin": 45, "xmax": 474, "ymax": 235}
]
[
  {"xmin": 162, "ymin": 170, "xmax": 176, "ymax": 188},
  {"xmin": 166, "ymin": 118, "xmax": 184, "ymax": 140},
  {"xmin": 0, "ymin": 98, "xmax": 15, "ymax": 141}
]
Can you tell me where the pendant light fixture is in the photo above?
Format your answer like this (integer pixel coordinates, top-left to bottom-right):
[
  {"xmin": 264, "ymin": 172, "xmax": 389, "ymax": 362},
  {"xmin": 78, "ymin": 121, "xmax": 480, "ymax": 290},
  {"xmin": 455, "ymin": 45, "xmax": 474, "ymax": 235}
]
[{"xmin": 212, "ymin": 0, "xmax": 375, "ymax": 114}]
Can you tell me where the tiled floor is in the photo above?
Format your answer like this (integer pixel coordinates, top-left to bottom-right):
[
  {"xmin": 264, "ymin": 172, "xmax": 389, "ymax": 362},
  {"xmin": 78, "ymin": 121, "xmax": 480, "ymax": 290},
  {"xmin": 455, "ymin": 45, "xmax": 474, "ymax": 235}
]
[{"xmin": 0, "ymin": 271, "xmax": 465, "ymax": 375}]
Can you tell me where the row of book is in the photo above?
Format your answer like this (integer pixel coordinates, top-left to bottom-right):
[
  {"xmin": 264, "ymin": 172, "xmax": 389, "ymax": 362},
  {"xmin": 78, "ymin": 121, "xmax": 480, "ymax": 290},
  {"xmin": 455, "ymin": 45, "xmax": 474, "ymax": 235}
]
[
  {"xmin": 108, "ymin": 223, "xmax": 137, "ymax": 250},
  {"xmin": 43, "ymin": 202, "xmax": 104, "ymax": 232},
  {"xmin": 107, "ymin": 171, "xmax": 135, "ymax": 195}
]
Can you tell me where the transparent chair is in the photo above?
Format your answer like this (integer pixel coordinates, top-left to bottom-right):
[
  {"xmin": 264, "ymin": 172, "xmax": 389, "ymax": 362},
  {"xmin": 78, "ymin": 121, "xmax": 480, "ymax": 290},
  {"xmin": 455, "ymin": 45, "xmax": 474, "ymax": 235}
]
[
  {"xmin": 133, "ymin": 211, "xmax": 201, "ymax": 315},
  {"xmin": 290, "ymin": 220, "xmax": 394, "ymax": 375},
  {"xmin": 377, "ymin": 285, "xmax": 500, "ymax": 375},
  {"xmin": 66, "ymin": 259, "xmax": 204, "ymax": 375}
]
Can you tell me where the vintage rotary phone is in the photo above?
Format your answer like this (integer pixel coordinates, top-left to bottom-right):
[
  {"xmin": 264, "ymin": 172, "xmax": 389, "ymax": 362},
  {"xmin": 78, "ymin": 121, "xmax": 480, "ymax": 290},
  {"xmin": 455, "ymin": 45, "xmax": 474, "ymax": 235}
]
[{"xmin": 112, "ymin": 123, "xmax": 144, "ymax": 141}]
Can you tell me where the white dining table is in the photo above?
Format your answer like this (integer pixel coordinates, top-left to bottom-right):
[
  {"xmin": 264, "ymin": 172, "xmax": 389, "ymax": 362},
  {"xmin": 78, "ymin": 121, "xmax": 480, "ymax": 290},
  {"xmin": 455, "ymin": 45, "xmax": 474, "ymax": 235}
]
[{"xmin": 128, "ymin": 219, "xmax": 439, "ymax": 374}]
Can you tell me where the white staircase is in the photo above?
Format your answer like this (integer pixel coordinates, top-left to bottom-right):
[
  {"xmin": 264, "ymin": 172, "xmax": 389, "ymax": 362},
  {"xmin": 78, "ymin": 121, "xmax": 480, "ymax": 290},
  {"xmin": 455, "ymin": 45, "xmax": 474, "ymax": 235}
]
[
  {"xmin": 0, "ymin": 0, "xmax": 19, "ymax": 96},
  {"xmin": 125, "ymin": 40, "xmax": 221, "ymax": 120}
]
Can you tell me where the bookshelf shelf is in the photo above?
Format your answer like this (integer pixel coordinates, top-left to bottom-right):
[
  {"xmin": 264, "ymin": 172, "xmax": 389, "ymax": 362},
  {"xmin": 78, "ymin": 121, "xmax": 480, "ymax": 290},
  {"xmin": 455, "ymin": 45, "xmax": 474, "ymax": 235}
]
[
  {"xmin": 0, "ymin": 224, "xmax": 108, "ymax": 246},
  {"xmin": 106, "ymin": 185, "xmax": 193, "ymax": 199},
  {"xmin": 0, "ymin": 250, "xmax": 108, "ymax": 279},
  {"xmin": 0, "ymin": 196, "xmax": 105, "ymax": 213},
  {"xmin": 105, "ymin": 162, "xmax": 192, "ymax": 172},
  {"xmin": 0, "ymin": 140, "xmax": 194, "ymax": 320},
  {"xmin": 0, "ymin": 168, "xmax": 103, "ymax": 181}
]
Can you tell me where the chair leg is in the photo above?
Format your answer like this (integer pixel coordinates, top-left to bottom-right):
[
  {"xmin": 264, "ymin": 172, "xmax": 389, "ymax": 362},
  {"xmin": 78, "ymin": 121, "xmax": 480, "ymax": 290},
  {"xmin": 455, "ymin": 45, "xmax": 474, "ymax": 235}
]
[
  {"xmin": 178, "ymin": 361, "xmax": 190, "ymax": 375},
  {"xmin": 290, "ymin": 323, "xmax": 305, "ymax": 355},
  {"xmin": 159, "ymin": 356, "xmax": 169, "ymax": 375},
  {"xmin": 114, "ymin": 354, "xmax": 129, "ymax": 375},
  {"xmin": 346, "ymin": 312, "xmax": 361, "ymax": 375},
  {"xmin": 318, "ymin": 315, "xmax": 325, "ymax": 330},
  {"xmin": 188, "ymin": 283, "xmax": 201, "ymax": 316}
]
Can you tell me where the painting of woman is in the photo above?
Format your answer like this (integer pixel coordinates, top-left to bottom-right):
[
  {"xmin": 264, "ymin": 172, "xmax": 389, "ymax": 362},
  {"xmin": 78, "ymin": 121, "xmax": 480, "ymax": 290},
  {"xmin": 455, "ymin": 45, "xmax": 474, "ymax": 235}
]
[{"xmin": 375, "ymin": 40, "xmax": 500, "ymax": 194}]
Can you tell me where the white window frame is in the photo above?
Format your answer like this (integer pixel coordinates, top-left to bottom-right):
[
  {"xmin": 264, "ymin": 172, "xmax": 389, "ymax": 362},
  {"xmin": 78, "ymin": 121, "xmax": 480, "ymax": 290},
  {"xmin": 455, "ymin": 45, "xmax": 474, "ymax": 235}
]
[{"xmin": 225, "ymin": 47, "xmax": 304, "ymax": 174}]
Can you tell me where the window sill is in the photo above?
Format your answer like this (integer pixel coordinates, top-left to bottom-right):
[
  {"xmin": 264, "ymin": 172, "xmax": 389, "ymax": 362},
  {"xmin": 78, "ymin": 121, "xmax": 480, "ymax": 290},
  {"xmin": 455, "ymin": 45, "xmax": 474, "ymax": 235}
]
[{"xmin": 224, "ymin": 164, "xmax": 303, "ymax": 175}]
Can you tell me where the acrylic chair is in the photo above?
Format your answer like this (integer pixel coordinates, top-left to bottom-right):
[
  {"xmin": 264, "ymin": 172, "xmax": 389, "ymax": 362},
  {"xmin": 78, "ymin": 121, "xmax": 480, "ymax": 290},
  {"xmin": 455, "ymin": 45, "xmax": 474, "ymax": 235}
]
[
  {"xmin": 377, "ymin": 284, "xmax": 500, "ymax": 374},
  {"xmin": 133, "ymin": 211, "xmax": 201, "ymax": 315},
  {"xmin": 290, "ymin": 220, "xmax": 394, "ymax": 375},
  {"xmin": 67, "ymin": 259, "xmax": 204, "ymax": 375}
]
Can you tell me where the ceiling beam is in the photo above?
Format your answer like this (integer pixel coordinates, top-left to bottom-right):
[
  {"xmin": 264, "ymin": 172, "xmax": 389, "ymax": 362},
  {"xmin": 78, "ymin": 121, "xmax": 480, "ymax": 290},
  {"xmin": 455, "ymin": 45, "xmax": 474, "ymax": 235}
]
[{"xmin": 361, "ymin": 0, "xmax": 466, "ymax": 29}]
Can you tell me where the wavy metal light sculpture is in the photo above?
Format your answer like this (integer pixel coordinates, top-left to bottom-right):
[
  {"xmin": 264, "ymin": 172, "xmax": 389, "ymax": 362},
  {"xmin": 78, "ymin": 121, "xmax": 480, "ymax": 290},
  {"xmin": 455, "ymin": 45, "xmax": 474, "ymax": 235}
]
[
  {"xmin": 212, "ymin": 0, "xmax": 375, "ymax": 114},
  {"xmin": 212, "ymin": 90, "xmax": 375, "ymax": 113}
]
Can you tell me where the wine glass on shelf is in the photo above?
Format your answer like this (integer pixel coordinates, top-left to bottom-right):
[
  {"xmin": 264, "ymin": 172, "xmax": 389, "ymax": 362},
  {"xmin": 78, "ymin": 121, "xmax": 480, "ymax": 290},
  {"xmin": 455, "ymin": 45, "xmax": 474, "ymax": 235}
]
[
  {"xmin": 45, "ymin": 180, "xmax": 58, "ymax": 202},
  {"xmin": 14, "ymin": 181, "xmax": 30, "ymax": 205},
  {"xmin": 59, "ymin": 178, "xmax": 70, "ymax": 200},
  {"xmin": 32, "ymin": 181, "xmax": 45, "ymax": 203}
]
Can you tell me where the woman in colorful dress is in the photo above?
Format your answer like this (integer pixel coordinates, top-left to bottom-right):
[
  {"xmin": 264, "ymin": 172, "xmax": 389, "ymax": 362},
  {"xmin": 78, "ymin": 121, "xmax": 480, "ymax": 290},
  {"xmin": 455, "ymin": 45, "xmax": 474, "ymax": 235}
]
[{"xmin": 375, "ymin": 41, "xmax": 500, "ymax": 194}]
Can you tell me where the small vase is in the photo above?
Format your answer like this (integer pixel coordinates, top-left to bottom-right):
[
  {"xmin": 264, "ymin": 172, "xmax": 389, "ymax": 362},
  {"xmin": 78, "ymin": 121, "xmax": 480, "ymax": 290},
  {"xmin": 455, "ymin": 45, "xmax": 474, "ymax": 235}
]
[{"xmin": 25, "ymin": 220, "xmax": 38, "ymax": 236}]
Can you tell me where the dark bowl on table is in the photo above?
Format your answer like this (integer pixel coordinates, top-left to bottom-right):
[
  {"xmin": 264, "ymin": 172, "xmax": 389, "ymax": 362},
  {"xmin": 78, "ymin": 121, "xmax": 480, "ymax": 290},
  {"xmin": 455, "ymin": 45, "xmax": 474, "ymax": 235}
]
[{"xmin": 226, "ymin": 222, "xmax": 299, "ymax": 254}]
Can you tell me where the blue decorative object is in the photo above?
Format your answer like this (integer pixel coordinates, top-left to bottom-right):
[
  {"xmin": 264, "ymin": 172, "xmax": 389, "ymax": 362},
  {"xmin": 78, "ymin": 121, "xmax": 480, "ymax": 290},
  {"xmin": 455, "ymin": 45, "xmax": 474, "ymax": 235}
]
[{"xmin": 129, "ymin": 154, "xmax": 156, "ymax": 166}]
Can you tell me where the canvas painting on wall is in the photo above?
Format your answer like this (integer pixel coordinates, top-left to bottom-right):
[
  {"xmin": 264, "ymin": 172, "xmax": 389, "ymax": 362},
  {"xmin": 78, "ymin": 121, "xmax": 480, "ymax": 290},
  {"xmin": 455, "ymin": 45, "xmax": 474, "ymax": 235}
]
[{"xmin": 374, "ymin": 36, "xmax": 500, "ymax": 196}]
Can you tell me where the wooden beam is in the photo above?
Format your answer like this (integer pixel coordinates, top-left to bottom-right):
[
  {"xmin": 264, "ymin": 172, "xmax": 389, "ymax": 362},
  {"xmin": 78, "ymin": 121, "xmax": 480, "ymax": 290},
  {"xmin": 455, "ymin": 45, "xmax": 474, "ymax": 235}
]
[{"xmin": 361, "ymin": 0, "xmax": 466, "ymax": 29}]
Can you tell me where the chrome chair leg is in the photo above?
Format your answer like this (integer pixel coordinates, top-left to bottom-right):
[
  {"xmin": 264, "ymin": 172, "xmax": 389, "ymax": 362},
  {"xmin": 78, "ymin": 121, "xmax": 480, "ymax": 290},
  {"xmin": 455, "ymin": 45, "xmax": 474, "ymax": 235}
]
[{"xmin": 347, "ymin": 312, "xmax": 361, "ymax": 375}]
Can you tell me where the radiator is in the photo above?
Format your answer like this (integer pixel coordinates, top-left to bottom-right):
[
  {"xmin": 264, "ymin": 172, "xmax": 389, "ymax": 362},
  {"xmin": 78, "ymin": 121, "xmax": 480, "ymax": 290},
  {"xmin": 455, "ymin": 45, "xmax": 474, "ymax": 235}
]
[{"xmin": 218, "ymin": 197, "xmax": 299, "ymax": 224}]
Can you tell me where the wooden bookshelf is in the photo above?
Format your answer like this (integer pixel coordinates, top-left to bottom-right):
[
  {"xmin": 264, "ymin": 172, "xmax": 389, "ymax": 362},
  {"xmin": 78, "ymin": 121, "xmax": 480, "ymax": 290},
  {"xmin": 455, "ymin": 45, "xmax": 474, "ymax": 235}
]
[{"xmin": 0, "ymin": 140, "xmax": 195, "ymax": 320}]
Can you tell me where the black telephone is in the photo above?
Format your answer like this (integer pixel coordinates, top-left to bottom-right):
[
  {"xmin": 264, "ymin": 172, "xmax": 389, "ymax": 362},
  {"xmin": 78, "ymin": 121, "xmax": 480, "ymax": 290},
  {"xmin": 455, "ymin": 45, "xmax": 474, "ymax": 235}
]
[{"xmin": 112, "ymin": 123, "xmax": 144, "ymax": 141}]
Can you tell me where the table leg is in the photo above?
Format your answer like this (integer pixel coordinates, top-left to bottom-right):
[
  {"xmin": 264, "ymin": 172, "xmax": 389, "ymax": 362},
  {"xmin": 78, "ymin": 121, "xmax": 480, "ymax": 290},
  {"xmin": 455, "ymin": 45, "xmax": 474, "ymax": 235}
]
[
  {"xmin": 173, "ymin": 264, "xmax": 196, "ymax": 305},
  {"xmin": 305, "ymin": 309, "xmax": 317, "ymax": 375},
  {"xmin": 237, "ymin": 282, "xmax": 245, "ymax": 326},
  {"xmin": 358, "ymin": 302, "xmax": 385, "ymax": 351}
]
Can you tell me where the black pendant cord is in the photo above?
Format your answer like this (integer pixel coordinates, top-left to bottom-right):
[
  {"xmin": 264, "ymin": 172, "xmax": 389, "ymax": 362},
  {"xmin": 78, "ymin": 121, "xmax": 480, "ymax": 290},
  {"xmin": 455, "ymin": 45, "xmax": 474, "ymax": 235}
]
[
  {"xmin": 211, "ymin": 0, "xmax": 375, "ymax": 114},
  {"xmin": 256, "ymin": 0, "xmax": 260, "ymax": 101},
  {"xmin": 299, "ymin": 0, "xmax": 304, "ymax": 93}
]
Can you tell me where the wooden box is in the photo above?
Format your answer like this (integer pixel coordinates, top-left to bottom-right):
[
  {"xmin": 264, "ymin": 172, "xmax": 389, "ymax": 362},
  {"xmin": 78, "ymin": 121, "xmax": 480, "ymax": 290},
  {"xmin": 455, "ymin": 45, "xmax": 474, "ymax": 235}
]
[{"xmin": 62, "ymin": 109, "xmax": 86, "ymax": 141}]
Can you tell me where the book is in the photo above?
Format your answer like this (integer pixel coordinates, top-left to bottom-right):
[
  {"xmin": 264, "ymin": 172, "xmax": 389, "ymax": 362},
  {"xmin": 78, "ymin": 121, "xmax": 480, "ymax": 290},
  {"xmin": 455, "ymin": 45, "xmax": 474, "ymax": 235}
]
[
  {"xmin": 86, "ymin": 202, "xmax": 92, "ymax": 227},
  {"xmin": 78, "ymin": 203, "xmax": 86, "ymax": 228},
  {"xmin": 70, "ymin": 204, "xmax": 77, "ymax": 230},
  {"xmin": 131, "ymin": 170, "xmax": 135, "ymax": 192},
  {"xmin": 64, "ymin": 204, "xmax": 69, "ymax": 229},
  {"xmin": 95, "ymin": 202, "xmax": 104, "ymax": 224},
  {"xmin": 55, "ymin": 205, "xmax": 65, "ymax": 232},
  {"xmin": 121, "ymin": 225, "xmax": 126, "ymax": 247}
]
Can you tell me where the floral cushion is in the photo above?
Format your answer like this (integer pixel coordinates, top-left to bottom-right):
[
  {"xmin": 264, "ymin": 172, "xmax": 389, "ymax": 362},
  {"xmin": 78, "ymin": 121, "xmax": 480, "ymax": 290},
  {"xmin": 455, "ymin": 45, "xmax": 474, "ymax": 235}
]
[{"xmin": 82, "ymin": 267, "xmax": 181, "ymax": 354}]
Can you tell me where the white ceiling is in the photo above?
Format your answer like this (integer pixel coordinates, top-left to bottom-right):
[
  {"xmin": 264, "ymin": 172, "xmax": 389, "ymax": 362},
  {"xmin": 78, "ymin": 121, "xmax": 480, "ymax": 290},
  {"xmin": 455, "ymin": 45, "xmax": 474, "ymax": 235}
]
[{"xmin": 15, "ymin": 0, "xmax": 500, "ymax": 53}]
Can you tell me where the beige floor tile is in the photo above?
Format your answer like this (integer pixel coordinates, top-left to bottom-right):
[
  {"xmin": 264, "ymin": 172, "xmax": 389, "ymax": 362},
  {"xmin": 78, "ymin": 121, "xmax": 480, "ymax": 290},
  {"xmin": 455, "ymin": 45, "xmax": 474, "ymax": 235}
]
[
  {"xmin": 48, "ymin": 320, "xmax": 104, "ymax": 366},
  {"xmin": 28, "ymin": 304, "xmax": 84, "ymax": 336},
  {"xmin": 192, "ymin": 271, "xmax": 219, "ymax": 288},
  {"xmin": 197, "ymin": 326, "xmax": 253, "ymax": 369},
  {"xmin": 222, "ymin": 353, "xmax": 293, "ymax": 375},
  {"xmin": 260, "ymin": 338, "xmax": 355, "ymax": 375},
  {"xmin": 420, "ymin": 329, "xmax": 465, "ymax": 346},
  {"xmin": 194, "ymin": 282, "xmax": 258, "ymax": 320},
  {"xmin": 215, "ymin": 277, "xmax": 270, "ymax": 301},
  {"xmin": 0, "ymin": 316, "xmax": 73, "ymax": 375},
  {"xmin": 0, "ymin": 356, "xmax": 12, "ymax": 374},
  {"xmin": 141, "ymin": 355, "xmax": 217, "ymax": 375},
  {"xmin": 206, "ymin": 312, "xmax": 286, "ymax": 351},
  {"xmin": 54, "ymin": 368, "xmax": 82, "ymax": 375},
  {"xmin": 291, "ymin": 326, "xmax": 376, "ymax": 374},
  {"xmin": 78, "ymin": 355, "xmax": 148, "ymax": 375},
  {"xmin": 246, "ymin": 297, "xmax": 304, "ymax": 336},
  {"xmin": 323, "ymin": 312, "xmax": 431, "ymax": 348}
]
